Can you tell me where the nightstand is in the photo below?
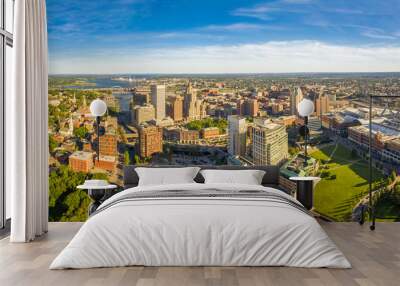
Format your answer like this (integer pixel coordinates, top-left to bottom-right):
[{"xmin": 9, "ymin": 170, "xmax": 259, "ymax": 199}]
[
  {"xmin": 289, "ymin": 177, "xmax": 320, "ymax": 210},
  {"xmin": 77, "ymin": 183, "xmax": 117, "ymax": 215}
]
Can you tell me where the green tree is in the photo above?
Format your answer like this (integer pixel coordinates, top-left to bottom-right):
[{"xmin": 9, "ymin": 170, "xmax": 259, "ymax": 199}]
[
  {"xmin": 73, "ymin": 126, "xmax": 88, "ymax": 139},
  {"xmin": 91, "ymin": 173, "xmax": 108, "ymax": 180},
  {"xmin": 185, "ymin": 118, "xmax": 227, "ymax": 133},
  {"xmin": 49, "ymin": 135, "xmax": 58, "ymax": 153},
  {"xmin": 48, "ymin": 166, "xmax": 111, "ymax": 222},
  {"xmin": 134, "ymin": 154, "xmax": 140, "ymax": 164},
  {"xmin": 391, "ymin": 170, "xmax": 397, "ymax": 183},
  {"xmin": 124, "ymin": 150, "xmax": 131, "ymax": 165}
]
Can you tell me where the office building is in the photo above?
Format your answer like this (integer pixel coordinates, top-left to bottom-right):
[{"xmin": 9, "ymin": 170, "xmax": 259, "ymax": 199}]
[
  {"xmin": 164, "ymin": 127, "xmax": 199, "ymax": 144},
  {"xmin": 240, "ymin": 99, "xmax": 259, "ymax": 117},
  {"xmin": 94, "ymin": 155, "xmax": 117, "ymax": 172},
  {"xmin": 271, "ymin": 103, "xmax": 284, "ymax": 114},
  {"xmin": 308, "ymin": 116, "xmax": 322, "ymax": 131},
  {"xmin": 348, "ymin": 123, "xmax": 400, "ymax": 164},
  {"xmin": 132, "ymin": 104, "xmax": 155, "ymax": 125},
  {"xmin": 133, "ymin": 90, "xmax": 150, "ymax": 106},
  {"xmin": 228, "ymin": 115, "xmax": 247, "ymax": 156},
  {"xmin": 290, "ymin": 87, "xmax": 304, "ymax": 116},
  {"xmin": 167, "ymin": 96, "xmax": 183, "ymax": 122},
  {"xmin": 184, "ymin": 82, "xmax": 197, "ymax": 120},
  {"xmin": 252, "ymin": 118, "xmax": 288, "ymax": 166},
  {"xmin": 151, "ymin": 84, "xmax": 166, "ymax": 121},
  {"xmin": 315, "ymin": 95, "xmax": 330, "ymax": 117},
  {"xmin": 69, "ymin": 151, "xmax": 94, "ymax": 173},
  {"xmin": 138, "ymin": 124, "xmax": 163, "ymax": 158},
  {"xmin": 99, "ymin": 134, "xmax": 117, "ymax": 156},
  {"xmin": 103, "ymin": 94, "xmax": 120, "ymax": 112}
]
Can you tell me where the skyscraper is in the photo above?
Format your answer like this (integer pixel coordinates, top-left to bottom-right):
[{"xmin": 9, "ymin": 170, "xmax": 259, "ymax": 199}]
[
  {"xmin": 167, "ymin": 96, "xmax": 183, "ymax": 122},
  {"xmin": 151, "ymin": 84, "xmax": 166, "ymax": 121},
  {"xmin": 290, "ymin": 87, "xmax": 304, "ymax": 115},
  {"xmin": 315, "ymin": 95, "xmax": 330, "ymax": 117},
  {"xmin": 184, "ymin": 82, "xmax": 197, "ymax": 120},
  {"xmin": 228, "ymin": 115, "xmax": 247, "ymax": 156},
  {"xmin": 237, "ymin": 99, "xmax": 244, "ymax": 116},
  {"xmin": 252, "ymin": 118, "xmax": 288, "ymax": 166},
  {"xmin": 241, "ymin": 98, "xmax": 259, "ymax": 117}
]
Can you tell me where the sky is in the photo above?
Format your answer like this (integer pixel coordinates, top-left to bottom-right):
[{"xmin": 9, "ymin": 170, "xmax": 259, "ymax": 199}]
[{"xmin": 47, "ymin": 0, "xmax": 400, "ymax": 74}]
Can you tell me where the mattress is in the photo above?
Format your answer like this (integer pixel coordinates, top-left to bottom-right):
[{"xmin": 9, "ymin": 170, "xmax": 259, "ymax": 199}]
[{"xmin": 50, "ymin": 183, "xmax": 351, "ymax": 269}]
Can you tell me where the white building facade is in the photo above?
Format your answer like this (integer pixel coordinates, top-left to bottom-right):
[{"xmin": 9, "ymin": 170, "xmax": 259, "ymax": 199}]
[
  {"xmin": 252, "ymin": 118, "xmax": 289, "ymax": 166},
  {"xmin": 151, "ymin": 84, "xmax": 166, "ymax": 122},
  {"xmin": 228, "ymin": 115, "xmax": 247, "ymax": 156}
]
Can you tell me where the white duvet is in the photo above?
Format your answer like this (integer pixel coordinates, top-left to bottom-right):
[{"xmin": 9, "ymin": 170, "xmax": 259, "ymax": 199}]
[{"xmin": 50, "ymin": 183, "xmax": 351, "ymax": 269}]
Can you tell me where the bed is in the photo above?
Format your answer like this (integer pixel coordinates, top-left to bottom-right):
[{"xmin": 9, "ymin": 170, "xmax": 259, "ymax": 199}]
[{"xmin": 50, "ymin": 166, "xmax": 351, "ymax": 269}]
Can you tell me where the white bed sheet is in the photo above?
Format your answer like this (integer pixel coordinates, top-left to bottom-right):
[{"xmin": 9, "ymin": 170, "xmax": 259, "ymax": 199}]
[{"xmin": 50, "ymin": 183, "xmax": 351, "ymax": 269}]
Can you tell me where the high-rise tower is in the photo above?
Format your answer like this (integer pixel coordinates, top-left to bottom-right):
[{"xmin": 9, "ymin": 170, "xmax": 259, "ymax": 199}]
[
  {"xmin": 150, "ymin": 84, "xmax": 166, "ymax": 122},
  {"xmin": 252, "ymin": 118, "xmax": 288, "ymax": 166},
  {"xmin": 228, "ymin": 115, "xmax": 247, "ymax": 157}
]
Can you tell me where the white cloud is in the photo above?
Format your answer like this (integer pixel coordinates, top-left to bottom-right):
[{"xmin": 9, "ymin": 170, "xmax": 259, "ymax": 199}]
[
  {"xmin": 328, "ymin": 8, "xmax": 364, "ymax": 15},
  {"xmin": 202, "ymin": 23, "xmax": 265, "ymax": 32},
  {"xmin": 231, "ymin": 5, "xmax": 276, "ymax": 20},
  {"xmin": 362, "ymin": 31, "xmax": 397, "ymax": 40},
  {"xmin": 49, "ymin": 40, "xmax": 400, "ymax": 74},
  {"xmin": 231, "ymin": 0, "xmax": 312, "ymax": 20}
]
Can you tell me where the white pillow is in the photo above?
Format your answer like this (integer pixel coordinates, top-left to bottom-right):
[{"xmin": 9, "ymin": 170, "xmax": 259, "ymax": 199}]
[
  {"xmin": 135, "ymin": 167, "xmax": 201, "ymax": 186},
  {"xmin": 200, "ymin": 169, "xmax": 265, "ymax": 185}
]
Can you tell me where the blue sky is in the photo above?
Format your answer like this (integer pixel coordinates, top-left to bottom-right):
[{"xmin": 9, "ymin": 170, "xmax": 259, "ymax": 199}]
[{"xmin": 47, "ymin": 0, "xmax": 400, "ymax": 74}]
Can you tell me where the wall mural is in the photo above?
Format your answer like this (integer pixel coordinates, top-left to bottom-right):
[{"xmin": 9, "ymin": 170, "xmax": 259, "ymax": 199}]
[{"xmin": 47, "ymin": 0, "xmax": 400, "ymax": 222}]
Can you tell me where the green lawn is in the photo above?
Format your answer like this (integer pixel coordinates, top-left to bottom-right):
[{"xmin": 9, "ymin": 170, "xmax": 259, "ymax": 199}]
[
  {"xmin": 311, "ymin": 144, "xmax": 383, "ymax": 221},
  {"xmin": 375, "ymin": 196, "xmax": 400, "ymax": 222}
]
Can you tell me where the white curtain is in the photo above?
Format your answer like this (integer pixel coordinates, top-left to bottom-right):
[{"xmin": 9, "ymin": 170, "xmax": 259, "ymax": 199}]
[{"xmin": 7, "ymin": 0, "xmax": 49, "ymax": 242}]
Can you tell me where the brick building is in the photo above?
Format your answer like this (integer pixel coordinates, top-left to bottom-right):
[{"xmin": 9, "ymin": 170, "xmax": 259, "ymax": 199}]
[
  {"xmin": 69, "ymin": 151, "xmax": 94, "ymax": 173},
  {"xmin": 201, "ymin": 127, "xmax": 220, "ymax": 139},
  {"xmin": 238, "ymin": 98, "xmax": 259, "ymax": 117},
  {"xmin": 94, "ymin": 155, "xmax": 117, "ymax": 172},
  {"xmin": 167, "ymin": 96, "xmax": 183, "ymax": 122},
  {"xmin": 99, "ymin": 134, "xmax": 117, "ymax": 156},
  {"xmin": 164, "ymin": 127, "xmax": 199, "ymax": 143},
  {"xmin": 138, "ymin": 124, "xmax": 163, "ymax": 158}
]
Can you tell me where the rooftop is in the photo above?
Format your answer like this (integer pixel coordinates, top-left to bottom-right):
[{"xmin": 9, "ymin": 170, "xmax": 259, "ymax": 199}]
[
  {"xmin": 351, "ymin": 123, "xmax": 400, "ymax": 139},
  {"xmin": 98, "ymin": 155, "xmax": 116, "ymax": 162},
  {"xmin": 254, "ymin": 118, "xmax": 282, "ymax": 130},
  {"xmin": 69, "ymin": 151, "xmax": 93, "ymax": 160}
]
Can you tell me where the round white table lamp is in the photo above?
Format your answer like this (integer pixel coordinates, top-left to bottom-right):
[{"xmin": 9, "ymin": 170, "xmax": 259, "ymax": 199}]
[
  {"xmin": 298, "ymin": 98, "xmax": 315, "ymax": 117},
  {"xmin": 90, "ymin": 99, "xmax": 107, "ymax": 117}
]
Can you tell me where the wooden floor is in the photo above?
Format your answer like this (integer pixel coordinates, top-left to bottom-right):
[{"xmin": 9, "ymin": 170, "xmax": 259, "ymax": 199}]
[{"xmin": 0, "ymin": 222, "xmax": 399, "ymax": 286}]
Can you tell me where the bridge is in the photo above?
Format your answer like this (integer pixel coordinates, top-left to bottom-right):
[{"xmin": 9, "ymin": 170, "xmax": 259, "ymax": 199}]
[{"xmin": 82, "ymin": 87, "xmax": 136, "ymax": 94}]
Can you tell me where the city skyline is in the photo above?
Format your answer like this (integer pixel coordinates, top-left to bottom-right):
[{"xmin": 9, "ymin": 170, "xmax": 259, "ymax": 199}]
[{"xmin": 47, "ymin": 0, "xmax": 400, "ymax": 74}]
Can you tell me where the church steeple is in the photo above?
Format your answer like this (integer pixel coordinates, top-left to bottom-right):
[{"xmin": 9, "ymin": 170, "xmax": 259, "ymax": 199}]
[
  {"xmin": 186, "ymin": 81, "xmax": 193, "ymax": 95},
  {"xmin": 68, "ymin": 116, "xmax": 74, "ymax": 135}
]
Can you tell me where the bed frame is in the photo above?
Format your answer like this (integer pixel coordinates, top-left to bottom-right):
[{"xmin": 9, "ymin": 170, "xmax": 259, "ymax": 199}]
[{"xmin": 123, "ymin": 165, "xmax": 287, "ymax": 192}]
